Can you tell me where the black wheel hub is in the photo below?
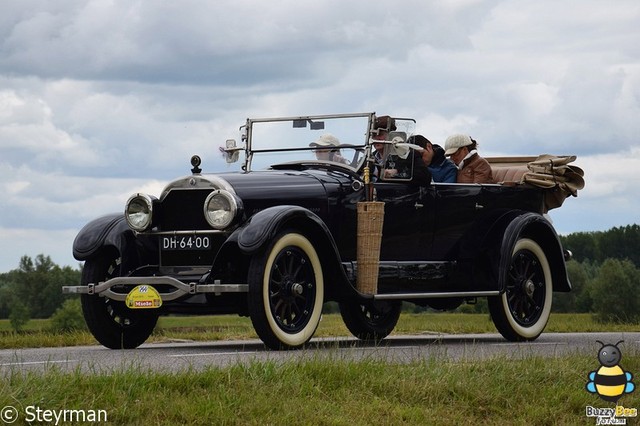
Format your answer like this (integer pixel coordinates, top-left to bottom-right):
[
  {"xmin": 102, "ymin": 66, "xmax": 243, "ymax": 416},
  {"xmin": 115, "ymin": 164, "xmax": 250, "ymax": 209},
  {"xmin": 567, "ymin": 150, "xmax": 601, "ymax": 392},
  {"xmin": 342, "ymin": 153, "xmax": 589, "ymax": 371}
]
[
  {"xmin": 269, "ymin": 247, "xmax": 316, "ymax": 333},
  {"xmin": 506, "ymin": 250, "xmax": 545, "ymax": 327}
]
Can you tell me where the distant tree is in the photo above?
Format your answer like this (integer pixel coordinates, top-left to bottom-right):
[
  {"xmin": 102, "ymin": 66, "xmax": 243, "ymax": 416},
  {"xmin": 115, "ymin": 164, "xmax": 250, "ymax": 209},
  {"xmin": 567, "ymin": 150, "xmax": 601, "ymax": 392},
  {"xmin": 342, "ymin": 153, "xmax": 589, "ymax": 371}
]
[
  {"xmin": 553, "ymin": 260, "xmax": 591, "ymax": 313},
  {"xmin": 590, "ymin": 258, "xmax": 640, "ymax": 323},
  {"xmin": 599, "ymin": 225, "xmax": 640, "ymax": 267},
  {"xmin": 0, "ymin": 255, "xmax": 82, "ymax": 319},
  {"xmin": 560, "ymin": 232, "xmax": 599, "ymax": 264},
  {"xmin": 560, "ymin": 224, "xmax": 640, "ymax": 267}
]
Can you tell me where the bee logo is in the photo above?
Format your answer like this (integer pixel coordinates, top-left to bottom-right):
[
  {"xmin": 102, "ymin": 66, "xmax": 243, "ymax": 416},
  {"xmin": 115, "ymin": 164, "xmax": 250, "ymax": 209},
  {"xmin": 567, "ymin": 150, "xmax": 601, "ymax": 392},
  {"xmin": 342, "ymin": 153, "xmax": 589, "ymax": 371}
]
[{"xmin": 586, "ymin": 340, "xmax": 635, "ymax": 403}]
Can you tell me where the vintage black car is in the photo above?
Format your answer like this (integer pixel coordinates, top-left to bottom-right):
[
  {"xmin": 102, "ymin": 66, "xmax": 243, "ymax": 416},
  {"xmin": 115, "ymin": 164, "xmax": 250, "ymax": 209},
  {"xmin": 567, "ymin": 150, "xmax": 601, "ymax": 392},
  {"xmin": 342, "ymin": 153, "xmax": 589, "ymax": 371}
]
[{"xmin": 63, "ymin": 112, "xmax": 584, "ymax": 350}]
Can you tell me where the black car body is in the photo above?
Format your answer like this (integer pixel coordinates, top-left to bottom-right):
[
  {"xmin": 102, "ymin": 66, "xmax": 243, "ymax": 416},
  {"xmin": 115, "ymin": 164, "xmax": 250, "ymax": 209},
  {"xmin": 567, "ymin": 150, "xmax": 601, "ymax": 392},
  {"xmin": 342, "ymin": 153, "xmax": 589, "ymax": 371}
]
[{"xmin": 63, "ymin": 112, "xmax": 583, "ymax": 349}]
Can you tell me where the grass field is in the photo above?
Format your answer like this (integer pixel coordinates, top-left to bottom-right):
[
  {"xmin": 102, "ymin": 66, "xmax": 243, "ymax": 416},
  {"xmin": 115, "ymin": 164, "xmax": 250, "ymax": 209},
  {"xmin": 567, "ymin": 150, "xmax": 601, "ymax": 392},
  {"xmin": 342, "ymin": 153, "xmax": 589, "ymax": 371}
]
[
  {"xmin": 2, "ymin": 313, "xmax": 639, "ymax": 424},
  {"xmin": 1, "ymin": 354, "xmax": 638, "ymax": 424}
]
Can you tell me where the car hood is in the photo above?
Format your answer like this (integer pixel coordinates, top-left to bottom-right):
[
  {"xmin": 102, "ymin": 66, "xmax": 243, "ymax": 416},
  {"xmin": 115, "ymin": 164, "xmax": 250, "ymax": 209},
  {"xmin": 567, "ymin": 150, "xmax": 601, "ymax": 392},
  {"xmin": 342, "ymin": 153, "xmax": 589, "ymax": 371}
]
[
  {"xmin": 160, "ymin": 168, "xmax": 352, "ymax": 215},
  {"xmin": 222, "ymin": 169, "xmax": 350, "ymax": 218}
]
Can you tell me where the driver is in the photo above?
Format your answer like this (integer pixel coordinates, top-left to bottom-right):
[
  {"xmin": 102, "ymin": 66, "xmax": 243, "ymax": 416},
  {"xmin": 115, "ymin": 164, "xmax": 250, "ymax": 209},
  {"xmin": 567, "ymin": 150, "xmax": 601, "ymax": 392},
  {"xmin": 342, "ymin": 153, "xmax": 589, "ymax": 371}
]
[
  {"xmin": 309, "ymin": 134, "xmax": 349, "ymax": 164},
  {"xmin": 371, "ymin": 116, "xmax": 431, "ymax": 186}
]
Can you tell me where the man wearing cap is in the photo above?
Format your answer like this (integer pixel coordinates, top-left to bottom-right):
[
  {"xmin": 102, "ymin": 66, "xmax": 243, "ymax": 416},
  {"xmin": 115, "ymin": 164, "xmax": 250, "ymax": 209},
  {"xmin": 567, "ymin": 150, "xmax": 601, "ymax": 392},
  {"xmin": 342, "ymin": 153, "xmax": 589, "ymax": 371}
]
[
  {"xmin": 444, "ymin": 134, "xmax": 494, "ymax": 184},
  {"xmin": 309, "ymin": 133, "xmax": 349, "ymax": 164}
]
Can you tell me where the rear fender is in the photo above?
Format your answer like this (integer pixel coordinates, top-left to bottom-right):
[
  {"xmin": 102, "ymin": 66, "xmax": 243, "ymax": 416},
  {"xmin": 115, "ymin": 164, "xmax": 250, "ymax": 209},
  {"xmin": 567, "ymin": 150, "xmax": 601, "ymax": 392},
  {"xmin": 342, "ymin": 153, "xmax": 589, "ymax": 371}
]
[{"xmin": 497, "ymin": 212, "xmax": 571, "ymax": 292}]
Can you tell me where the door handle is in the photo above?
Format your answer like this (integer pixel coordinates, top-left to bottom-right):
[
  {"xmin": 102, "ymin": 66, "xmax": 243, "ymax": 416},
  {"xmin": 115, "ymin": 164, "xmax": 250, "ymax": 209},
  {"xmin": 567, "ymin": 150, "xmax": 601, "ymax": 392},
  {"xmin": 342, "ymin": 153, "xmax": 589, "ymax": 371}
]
[
  {"xmin": 414, "ymin": 202, "xmax": 424, "ymax": 209},
  {"xmin": 475, "ymin": 203, "xmax": 484, "ymax": 210}
]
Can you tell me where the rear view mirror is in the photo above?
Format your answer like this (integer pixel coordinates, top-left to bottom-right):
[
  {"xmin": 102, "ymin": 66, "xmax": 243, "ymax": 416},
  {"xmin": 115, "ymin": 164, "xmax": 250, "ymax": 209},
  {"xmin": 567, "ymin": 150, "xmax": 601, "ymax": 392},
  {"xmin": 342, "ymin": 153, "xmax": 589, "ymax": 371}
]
[
  {"xmin": 292, "ymin": 119, "xmax": 325, "ymax": 130},
  {"xmin": 310, "ymin": 120, "xmax": 324, "ymax": 130}
]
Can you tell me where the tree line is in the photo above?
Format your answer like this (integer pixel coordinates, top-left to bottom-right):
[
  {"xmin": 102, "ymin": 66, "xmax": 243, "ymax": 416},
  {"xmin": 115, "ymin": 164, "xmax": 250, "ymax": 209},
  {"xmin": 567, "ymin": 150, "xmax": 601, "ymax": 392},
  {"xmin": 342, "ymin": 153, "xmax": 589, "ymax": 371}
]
[
  {"xmin": 0, "ymin": 224, "xmax": 639, "ymax": 328},
  {"xmin": 554, "ymin": 224, "xmax": 640, "ymax": 322},
  {"xmin": 0, "ymin": 255, "xmax": 81, "ymax": 330}
]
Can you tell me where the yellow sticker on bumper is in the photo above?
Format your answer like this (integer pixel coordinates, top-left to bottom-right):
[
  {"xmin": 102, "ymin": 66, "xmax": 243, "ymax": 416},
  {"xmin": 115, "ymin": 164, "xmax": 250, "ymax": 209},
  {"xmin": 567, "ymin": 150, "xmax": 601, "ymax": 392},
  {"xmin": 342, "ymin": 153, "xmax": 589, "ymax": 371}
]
[{"xmin": 125, "ymin": 285, "xmax": 162, "ymax": 309}]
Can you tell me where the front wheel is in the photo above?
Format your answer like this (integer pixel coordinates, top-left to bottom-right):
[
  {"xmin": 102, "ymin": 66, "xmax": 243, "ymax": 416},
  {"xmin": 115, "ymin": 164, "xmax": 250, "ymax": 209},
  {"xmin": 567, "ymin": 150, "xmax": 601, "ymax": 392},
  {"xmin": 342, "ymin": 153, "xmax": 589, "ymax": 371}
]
[
  {"xmin": 339, "ymin": 300, "xmax": 401, "ymax": 343},
  {"xmin": 80, "ymin": 253, "xmax": 158, "ymax": 349},
  {"xmin": 488, "ymin": 238, "xmax": 552, "ymax": 341},
  {"xmin": 247, "ymin": 231, "xmax": 324, "ymax": 350}
]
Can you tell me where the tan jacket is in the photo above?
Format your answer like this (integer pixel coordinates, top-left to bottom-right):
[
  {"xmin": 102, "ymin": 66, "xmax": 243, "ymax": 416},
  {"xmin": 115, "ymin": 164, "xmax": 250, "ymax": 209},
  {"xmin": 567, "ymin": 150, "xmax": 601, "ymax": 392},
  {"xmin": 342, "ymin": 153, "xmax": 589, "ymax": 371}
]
[{"xmin": 457, "ymin": 152, "xmax": 494, "ymax": 184}]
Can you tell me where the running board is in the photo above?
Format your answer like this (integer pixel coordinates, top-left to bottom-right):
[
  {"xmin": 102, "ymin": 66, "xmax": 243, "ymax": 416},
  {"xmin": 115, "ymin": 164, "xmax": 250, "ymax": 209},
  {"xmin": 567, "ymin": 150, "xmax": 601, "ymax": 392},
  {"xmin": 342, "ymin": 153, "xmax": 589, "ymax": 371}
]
[{"xmin": 373, "ymin": 290, "xmax": 500, "ymax": 300}]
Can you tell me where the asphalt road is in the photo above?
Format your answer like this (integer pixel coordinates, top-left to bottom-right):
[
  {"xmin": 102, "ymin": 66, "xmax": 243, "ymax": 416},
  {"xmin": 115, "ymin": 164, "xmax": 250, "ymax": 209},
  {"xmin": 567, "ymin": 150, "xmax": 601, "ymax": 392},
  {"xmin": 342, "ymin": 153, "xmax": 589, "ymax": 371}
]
[{"xmin": 2, "ymin": 332, "xmax": 639, "ymax": 374}]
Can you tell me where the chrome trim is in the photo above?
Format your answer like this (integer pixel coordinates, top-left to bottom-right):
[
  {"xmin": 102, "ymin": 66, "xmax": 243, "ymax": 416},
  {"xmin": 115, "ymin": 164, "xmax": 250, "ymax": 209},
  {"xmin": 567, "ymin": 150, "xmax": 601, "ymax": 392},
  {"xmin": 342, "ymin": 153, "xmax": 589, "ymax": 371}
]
[
  {"xmin": 62, "ymin": 276, "xmax": 248, "ymax": 301},
  {"xmin": 159, "ymin": 175, "xmax": 235, "ymax": 201},
  {"xmin": 147, "ymin": 229, "xmax": 228, "ymax": 236},
  {"xmin": 373, "ymin": 291, "xmax": 500, "ymax": 300}
]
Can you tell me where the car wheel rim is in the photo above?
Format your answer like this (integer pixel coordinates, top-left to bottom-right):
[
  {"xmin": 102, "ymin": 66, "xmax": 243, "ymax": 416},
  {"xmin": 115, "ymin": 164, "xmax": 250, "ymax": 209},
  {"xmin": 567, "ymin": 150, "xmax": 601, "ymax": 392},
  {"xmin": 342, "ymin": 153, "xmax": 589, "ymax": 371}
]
[
  {"xmin": 506, "ymin": 249, "xmax": 546, "ymax": 327},
  {"xmin": 102, "ymin": 258, "xmax": 144, "ymax": 329},
  {"xmin": 268, "ymin": 246, "xmax": 316, "ymax": 333}
]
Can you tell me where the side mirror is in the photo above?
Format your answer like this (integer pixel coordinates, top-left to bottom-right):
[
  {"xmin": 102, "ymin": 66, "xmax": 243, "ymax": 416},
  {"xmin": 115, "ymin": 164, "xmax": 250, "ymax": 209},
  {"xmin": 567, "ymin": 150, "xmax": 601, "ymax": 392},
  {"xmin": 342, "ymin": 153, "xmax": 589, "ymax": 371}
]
[
  {"xmin": 221, "ymin": 139, "xmax": 240, "ymax": 163},
  {"xmin": 388, "ymin": 131, "xmax": 406, "ymax": 143}
]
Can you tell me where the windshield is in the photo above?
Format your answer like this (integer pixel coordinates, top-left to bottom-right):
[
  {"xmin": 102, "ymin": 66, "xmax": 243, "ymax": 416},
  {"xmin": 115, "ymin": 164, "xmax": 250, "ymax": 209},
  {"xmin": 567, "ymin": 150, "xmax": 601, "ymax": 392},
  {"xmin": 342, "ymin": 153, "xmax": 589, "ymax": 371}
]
[{"xmin": 246, "ymin": 113, "xmax": 372, "ymax": 172}]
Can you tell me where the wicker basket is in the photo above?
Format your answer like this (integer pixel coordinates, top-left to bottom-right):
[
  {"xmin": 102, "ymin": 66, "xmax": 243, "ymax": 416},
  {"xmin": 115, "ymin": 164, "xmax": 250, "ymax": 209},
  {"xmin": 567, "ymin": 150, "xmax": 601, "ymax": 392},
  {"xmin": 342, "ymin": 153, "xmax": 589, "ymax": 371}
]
[{"xmin": 356, "ymin": 201, "xmax": 385, "ymax": 294}]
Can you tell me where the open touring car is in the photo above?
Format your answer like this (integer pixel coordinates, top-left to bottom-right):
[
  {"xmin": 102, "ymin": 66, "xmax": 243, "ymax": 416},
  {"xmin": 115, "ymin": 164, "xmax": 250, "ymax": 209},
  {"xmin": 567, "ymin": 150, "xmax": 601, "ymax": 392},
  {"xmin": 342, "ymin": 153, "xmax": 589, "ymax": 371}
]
[{"xmin": 63, "ymin": 112, "xmax": 584, "ymax": 349}]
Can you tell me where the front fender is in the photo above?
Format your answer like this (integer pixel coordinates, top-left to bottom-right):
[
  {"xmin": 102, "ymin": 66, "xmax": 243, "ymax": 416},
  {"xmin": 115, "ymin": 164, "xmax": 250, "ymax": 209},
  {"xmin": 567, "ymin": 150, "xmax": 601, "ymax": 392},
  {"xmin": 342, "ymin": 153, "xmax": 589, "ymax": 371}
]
[
  {"xmin": 221, "ymin": 205, "xmax": 356, "ymax": 300},
  {"xmin": 234, "ymin": 205, "xmax": 327, "ymax": 254},
  {"xmin": 73, "ymin": 213, "xmax": 132, "ymax": 261},
  {"xmin": 498, "ymin": 212, "xmax": 571, "ymax": 292},
  {"xmin": 73, "ymin": 214, "xmax": 148, "ymax": 275}
]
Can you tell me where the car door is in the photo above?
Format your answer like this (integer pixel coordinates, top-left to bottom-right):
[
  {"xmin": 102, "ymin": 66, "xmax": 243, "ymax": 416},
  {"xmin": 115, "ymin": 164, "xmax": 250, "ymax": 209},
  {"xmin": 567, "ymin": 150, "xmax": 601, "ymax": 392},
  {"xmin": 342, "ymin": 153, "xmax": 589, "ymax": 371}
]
[
  {"xmin": 374, "ymin": 182, "xmax": 435, "ymax": 261},
  {"xmin": 430, "ymin": 183, "xmax": 484, "ymax": 260}
]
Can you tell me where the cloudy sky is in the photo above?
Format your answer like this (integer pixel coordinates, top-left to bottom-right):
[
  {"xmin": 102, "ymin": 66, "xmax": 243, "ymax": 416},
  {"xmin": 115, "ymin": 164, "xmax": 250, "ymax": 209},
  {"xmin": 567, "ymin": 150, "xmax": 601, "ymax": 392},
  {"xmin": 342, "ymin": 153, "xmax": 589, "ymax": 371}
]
[{"xmin": 1, "ymin": 0, "xmax": 638, "ymax": 272}]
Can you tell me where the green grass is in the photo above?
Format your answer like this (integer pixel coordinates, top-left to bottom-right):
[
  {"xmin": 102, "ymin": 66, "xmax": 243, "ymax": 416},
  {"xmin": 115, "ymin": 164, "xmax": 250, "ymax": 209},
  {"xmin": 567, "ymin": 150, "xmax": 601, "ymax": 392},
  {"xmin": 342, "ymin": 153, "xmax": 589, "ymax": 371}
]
[
  {"xmin": 1, "ymin": 313, "xmax": 639, "ymax": 349},
  {"xmin": 2, "ymin": 354, "xmax": 638, "ymax": 425}
]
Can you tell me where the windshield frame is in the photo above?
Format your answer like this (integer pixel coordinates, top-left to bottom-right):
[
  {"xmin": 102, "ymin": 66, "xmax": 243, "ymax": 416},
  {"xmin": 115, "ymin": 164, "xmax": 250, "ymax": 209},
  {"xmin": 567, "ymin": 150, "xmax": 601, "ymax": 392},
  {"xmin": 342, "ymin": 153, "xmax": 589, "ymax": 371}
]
[{"xmin": 241, "ymin": 112, "xmax": 375, "ymax": 173}]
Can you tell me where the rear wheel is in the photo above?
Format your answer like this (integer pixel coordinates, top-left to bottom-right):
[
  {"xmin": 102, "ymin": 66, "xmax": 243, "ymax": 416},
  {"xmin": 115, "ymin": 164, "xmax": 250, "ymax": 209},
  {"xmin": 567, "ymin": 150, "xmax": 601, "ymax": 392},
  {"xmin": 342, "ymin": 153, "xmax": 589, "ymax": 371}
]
[
  {"xmin": 247, "ymin": 231, "xmax": 324, "ymax": 350},
  {"xmin": 488, "ymin": 238, "xmax": 552, "ymax": 341},
  {"xmin": 80, "ymin": 253, "xmax": 158, "ymax": 349},
  {"xmin": 339, "ymin": 300, "xmax": 401, "ymax": 343}
]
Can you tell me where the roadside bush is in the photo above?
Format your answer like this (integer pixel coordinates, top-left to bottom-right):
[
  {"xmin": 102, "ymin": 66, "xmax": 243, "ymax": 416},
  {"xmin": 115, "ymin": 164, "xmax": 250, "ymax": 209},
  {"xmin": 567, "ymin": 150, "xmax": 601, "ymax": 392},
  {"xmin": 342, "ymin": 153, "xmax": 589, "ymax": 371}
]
[
  {"xmin": 9, "ymin": 302, "xmax": 30, "ymax": 332},
  {"xmin": 50, "ymin": 299, "xmax": 87, "ymax": 332},
  {"xmin": 590, "ymin": 258, "xmax": 640, "ymax": 323}
]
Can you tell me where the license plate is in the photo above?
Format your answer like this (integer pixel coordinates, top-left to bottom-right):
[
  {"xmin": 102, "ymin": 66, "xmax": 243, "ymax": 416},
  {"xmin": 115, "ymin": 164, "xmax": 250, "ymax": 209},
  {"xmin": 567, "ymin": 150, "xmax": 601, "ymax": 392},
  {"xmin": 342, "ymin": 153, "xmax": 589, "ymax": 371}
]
[{"xmin": 161, "ymin": 235, "xmax": 211, "ymax": 251}]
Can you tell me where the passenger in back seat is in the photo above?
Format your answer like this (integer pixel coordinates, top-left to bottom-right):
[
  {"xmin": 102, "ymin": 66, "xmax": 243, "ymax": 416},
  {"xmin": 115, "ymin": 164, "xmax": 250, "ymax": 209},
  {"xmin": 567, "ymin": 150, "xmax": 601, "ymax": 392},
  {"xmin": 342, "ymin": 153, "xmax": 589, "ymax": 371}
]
[
  {"xmin": 444, "ymin": 134, "xmax": 494, "ymax": 184},
  {"xmin": 408, "ymin": 135, "xmax": 457, "ymax": 183}
]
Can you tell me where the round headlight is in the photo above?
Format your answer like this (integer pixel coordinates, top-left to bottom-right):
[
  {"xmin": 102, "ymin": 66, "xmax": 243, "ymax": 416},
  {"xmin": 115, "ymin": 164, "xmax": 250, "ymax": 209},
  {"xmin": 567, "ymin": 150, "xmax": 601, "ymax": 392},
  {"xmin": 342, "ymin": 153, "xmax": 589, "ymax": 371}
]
[
  {"xmin": 125, "ymin": 193, "xmax": 155, "ymax": 231},
  {"xmin": 204, "ymin": 190, "xmax": 238, "ymax": 229}
]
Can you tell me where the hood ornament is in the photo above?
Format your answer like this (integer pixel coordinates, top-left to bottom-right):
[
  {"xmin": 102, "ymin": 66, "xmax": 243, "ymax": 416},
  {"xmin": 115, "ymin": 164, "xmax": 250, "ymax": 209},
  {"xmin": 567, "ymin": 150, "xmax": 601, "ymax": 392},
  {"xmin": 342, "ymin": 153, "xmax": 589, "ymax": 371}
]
[{"xmin": 190, "ymin": 155, "xmax": 202, "ymax": 174}]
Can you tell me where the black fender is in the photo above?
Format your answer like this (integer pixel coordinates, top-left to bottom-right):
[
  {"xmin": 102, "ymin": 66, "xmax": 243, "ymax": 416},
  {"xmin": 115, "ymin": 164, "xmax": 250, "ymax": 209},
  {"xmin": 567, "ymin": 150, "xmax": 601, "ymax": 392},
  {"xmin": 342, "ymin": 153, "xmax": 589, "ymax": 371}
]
[
  {"xmin": 73, "ymin": 213, "xmax": 129, "ymax": 260},
  {"xmin": 221, "ymin": 205, "xmax": 356, "ymax": 300},
  {"xmin": 235, "ymin": 205, "xmax": 328, "ymax": 253},
  {"xmin": 495, "ymin": 212, "xmax": 571, "ymax": 293},
  {"xmin": 72, "ymin": 213, "xmax": 147, "ymax": 276}
]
